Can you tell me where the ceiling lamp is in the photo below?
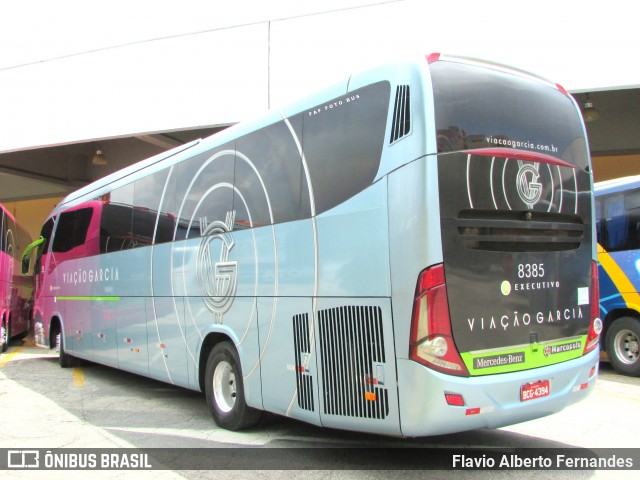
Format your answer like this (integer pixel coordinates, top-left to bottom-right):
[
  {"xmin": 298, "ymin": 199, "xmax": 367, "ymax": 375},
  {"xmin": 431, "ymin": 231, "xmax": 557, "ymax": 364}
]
[
  {"xmin": 583, "ymin": 94, "xmax": 599, "ymax": 122},
  {"xmin": 92, "ymin": 148, "xmax": 108, "ymax": 165}
]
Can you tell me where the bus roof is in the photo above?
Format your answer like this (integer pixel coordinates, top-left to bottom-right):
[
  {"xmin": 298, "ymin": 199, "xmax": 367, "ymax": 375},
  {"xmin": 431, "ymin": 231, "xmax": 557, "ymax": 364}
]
[
  {"xmin": 52, "ymin": 53, "xmax": 582, "ymax": 216},
  {"xmin": 594, "ymin": 175, "xmax": 640, "ymax": 195},
  {"xmin": 54, "ymin": 140, "xmax": 201, "ymax": 213}
]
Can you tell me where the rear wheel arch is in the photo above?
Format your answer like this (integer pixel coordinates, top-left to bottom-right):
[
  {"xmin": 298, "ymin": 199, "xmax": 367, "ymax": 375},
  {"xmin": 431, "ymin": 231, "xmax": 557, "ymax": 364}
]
[
  {"xmin": 198, "ymin": 332, "xmax": 233, "ymax": 393},
  {"xmin": 203, "ymin": 340, "xmax": 262, "ymax": 430}
]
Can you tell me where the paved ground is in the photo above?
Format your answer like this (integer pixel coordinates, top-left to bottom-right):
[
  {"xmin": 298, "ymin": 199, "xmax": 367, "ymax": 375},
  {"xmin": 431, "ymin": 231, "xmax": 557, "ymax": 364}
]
[{"xmin": 1, "ymin": 337, "xmax": 638, "ymax": 479}]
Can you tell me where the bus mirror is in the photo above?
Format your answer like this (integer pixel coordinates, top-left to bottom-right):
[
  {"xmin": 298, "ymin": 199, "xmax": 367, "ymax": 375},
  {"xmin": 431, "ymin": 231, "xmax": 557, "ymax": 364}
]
[{"xmin": 21, "ymin": 237, "xmax": 45, "ymax": 276}]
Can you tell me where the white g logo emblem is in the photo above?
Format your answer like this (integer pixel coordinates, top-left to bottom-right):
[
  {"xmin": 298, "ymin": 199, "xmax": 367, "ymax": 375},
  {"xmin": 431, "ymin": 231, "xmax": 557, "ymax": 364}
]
[{"xmin": 516, "ymin": 161, "xmax": 542, "ymax": 209}]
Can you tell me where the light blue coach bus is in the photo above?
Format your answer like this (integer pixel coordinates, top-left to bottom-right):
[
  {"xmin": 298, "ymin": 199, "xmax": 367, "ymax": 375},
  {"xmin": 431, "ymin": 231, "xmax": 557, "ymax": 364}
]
[{"xmin": 23, "ymin": 54, "xmax": 600, "ymax": 436}]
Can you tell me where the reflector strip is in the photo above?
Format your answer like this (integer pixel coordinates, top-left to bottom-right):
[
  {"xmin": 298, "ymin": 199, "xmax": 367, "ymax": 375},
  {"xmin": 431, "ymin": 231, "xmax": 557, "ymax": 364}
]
[{"xmin": 465, "ymin": 406, "xmax": 495, "ymax": 416}]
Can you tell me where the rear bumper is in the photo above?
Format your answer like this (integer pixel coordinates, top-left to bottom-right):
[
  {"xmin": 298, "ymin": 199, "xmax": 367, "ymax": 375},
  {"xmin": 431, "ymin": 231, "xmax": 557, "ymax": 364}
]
[{"xmin": 397, "ymin": 348, "xmax": 599, "ymax": 437}]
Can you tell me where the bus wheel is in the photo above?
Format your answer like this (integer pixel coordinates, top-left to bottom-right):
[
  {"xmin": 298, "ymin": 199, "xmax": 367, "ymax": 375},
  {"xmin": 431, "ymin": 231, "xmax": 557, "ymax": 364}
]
[
  {"xmin": 204, "ymin": 342, "xmax": 262, "ymax": 431},
  {"xmin": 1, "ymin": 320, "xmax": 9, "ymax": 353},
  {"xmin": 55, "ymin": 332, "xmax": 76, "ymax": 368},
  {"xmin": 605, "ymin": 317, "xmax": 640, "ymax": 377}
]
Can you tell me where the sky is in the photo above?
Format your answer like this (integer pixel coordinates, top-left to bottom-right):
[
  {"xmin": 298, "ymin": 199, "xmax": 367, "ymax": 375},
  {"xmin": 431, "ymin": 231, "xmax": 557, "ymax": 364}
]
[
  {"xmin": 1, "ymin": 0, "xmax": 638, "ymax": 152},
  {"xmin": 2, "ymin": 0, "xmax": 637, "ymax": 91},
  {"xmin": 0, "ymin": 0, "xmax": 395, "ymax": 69}
]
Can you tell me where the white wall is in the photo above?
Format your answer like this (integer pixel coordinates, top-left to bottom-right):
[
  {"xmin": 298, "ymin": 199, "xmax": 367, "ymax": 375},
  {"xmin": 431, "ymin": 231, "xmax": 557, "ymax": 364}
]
[{"xmin": 1, "ymin": 0, "xmax": 638, "ymax": 153}]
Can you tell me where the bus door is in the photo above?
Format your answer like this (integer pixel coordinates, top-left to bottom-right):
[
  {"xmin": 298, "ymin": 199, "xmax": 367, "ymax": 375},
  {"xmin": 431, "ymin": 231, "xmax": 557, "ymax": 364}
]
[{"xmin": 49, "ymin": 207, "xmax": 95, "ymax": 358}]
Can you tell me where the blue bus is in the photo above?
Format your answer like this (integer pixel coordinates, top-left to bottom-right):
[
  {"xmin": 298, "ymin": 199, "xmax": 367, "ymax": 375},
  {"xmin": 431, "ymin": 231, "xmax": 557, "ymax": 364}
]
[
  {"xmin": 23, "ymin": 54, "xmax": 600, "ymax": 436},
  {"xmin": 595, "ymin": 175, "xmax": 640, "ymax": 376}
]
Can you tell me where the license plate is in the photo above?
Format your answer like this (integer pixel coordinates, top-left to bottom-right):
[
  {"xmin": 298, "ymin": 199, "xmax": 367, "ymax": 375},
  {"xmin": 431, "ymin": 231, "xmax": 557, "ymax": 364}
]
[{"xmin": 520, "ymin": 379, "xmax": 550, "ymax": 402}]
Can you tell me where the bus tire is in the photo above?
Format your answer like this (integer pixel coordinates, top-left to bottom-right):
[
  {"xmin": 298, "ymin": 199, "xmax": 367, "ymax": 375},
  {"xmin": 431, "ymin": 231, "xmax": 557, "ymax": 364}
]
[
  {"xmin": 605, "ymin": 317, "xmax": 640, "ymax": 377},
  {"xmin": 204, "ymin": 342, "xmax": 262, "ymax": 431},
  {"xmin": 1, "ymin": 319, "xmax": 9, "ymax": 353},
  {"xmin": 56, "ymin": 332, "xmax": 76, "ymax": 368}
]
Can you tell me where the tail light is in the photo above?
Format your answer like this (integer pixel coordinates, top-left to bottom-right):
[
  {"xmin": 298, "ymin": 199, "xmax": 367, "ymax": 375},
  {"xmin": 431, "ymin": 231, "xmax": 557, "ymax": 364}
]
[
  {"xmin": 583, "ymin": 260, "xmax": 602, "ymax": 355},
  {"xmin": 410, "ymin": 264, "xmax": 469, "ymax": 376}
]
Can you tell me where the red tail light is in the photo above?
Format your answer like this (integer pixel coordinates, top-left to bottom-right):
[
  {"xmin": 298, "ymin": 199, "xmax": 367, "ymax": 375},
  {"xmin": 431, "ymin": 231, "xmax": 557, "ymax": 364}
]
[
  {"xmin": 584, "ymin": 260, "xmax": 602, "ymax": 355},
  {"xmin": 410, "ymin": 264, "xmax": 469, "ymax": 376},
  {"xmin": 426, "ymin": 53, "xmax": 441, "ymax": 64}
]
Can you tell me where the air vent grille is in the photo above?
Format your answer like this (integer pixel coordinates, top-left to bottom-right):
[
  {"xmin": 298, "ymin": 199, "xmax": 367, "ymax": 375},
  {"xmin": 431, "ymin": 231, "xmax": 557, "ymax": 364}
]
[
  {"xmin": 390, "ymin": 85, "xmax": 411, "ymax": 144},
  {"xmin": 318, "ymin": 306, "xmax": 388, "ymax": 420}
]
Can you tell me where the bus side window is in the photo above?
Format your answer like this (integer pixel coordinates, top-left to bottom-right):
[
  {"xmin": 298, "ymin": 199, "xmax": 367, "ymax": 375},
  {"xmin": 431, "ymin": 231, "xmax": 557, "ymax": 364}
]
[
  {"xmin": 175, "ymin": 145, "xmax": 235, "ymax": 240},
  {"xmin": 101, "ymin": 184, "xmax": 134, "ymax": 252},
  {"xmin": 594, "ymin": 199, "xmax": 602, "ymax": 245},
  {"xmin": 296, "ymin": 82, "xmax": 389, "ymax": 215},
  {"xmin": 133, "ymin": 168, "xmax": 171, "ymax": 247},
  {"xmin": 234, "ymin": 121, "xmax": 307, "ymax": 228},
  {"xmin": 52, "ymin": 208, "xmax": 93, "ymax": 255},
  {"xmin": 603, "ymin": 195, "xmax": 627, "ymax": 252},
  {"xmin": 623, "ymin": 190, "xmax": 640, "ymax": 251}
]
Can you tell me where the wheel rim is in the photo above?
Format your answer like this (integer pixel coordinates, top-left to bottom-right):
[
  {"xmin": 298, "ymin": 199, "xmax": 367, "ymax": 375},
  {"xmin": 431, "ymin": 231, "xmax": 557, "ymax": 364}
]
[
  {"xmin": 212, "ymin": 360, "xmax": 237, "ymax": 413},
  {"xmin": 613, "ymin": 328, "xmax": 640, "ymax": 365}
]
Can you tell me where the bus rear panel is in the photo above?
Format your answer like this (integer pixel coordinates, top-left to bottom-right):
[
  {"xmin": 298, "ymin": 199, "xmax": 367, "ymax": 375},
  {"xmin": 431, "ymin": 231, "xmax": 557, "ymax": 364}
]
[{"xmin": 393, "ymin": 56, "xmax": 599, "ymax": 435}]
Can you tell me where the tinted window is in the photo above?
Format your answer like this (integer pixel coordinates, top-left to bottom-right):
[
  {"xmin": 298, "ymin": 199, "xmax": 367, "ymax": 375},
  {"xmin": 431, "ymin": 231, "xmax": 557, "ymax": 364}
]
[
  {"xmin": 431, "ymin": 61, "xmax": 589, "ymax": 169},
  {"xmin": 40, "ymin": 217, "xmax": 55, "ymax": 253},
  {"xmin": 235, "ymin": 120, "xmax": 309, "ymax": 229},
  {"xmin": 174, "ymin": 143, "xmax": 235, "ymax": 239},
  {"xmin": 155, "ymin": 166, "xmax": 177, "ymax": 244},
  {"xmin": 132, "ymin": 169, "xmax": 170, "ymax": 247},
  {"xmin": 594, "ymin": 199, "xmax": 602, "ymax": 244},
  {"xmin": 52, "ymin": 208, "xmax": 93, "ymax": 253},
  {"xmin": 290, "ymin": 81, "xmax": 390, "ymax": 215},
  {"xmin": 598, "ymin": 189, "xmax": 640, "ymax": 252},
  {"xmin": 100, "ymin": 184, "xmax": 134, "ymax": 252},
  {"xmin": 100, "ymin": 204, "xmax": 134, "ymax": 252}
]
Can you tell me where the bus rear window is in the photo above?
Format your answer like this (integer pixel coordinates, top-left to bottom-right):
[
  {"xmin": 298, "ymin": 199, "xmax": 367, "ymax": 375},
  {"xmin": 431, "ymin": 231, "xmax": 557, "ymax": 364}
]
[{"xmin": 430, "ymin": 61, "xmax": 588, "ymax": 169}]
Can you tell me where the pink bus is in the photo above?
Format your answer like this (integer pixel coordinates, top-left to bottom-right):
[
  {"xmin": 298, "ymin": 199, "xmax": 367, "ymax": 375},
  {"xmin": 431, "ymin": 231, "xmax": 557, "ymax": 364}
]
[
  {"xmin": 21, "ymin": 198, "xmax": 173, "ymax": 359},
  {"xmin": 1, "ymin": 203, "xmax": 33, "ymax": 352}
]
